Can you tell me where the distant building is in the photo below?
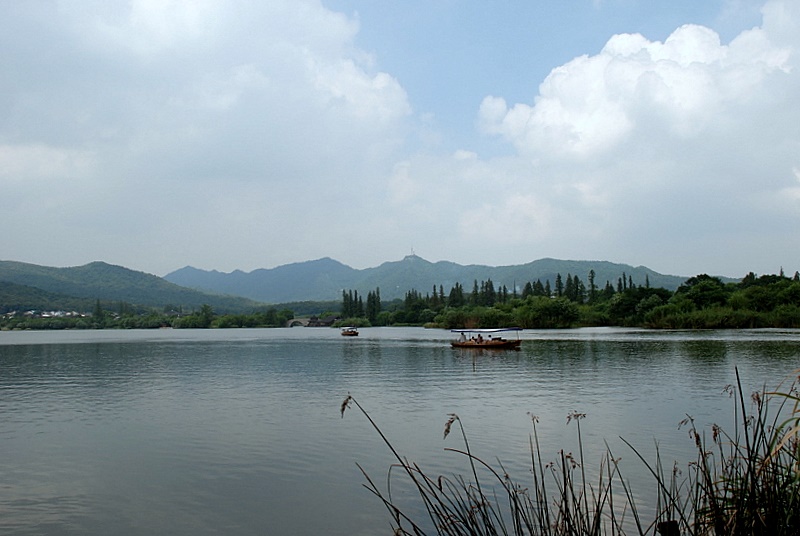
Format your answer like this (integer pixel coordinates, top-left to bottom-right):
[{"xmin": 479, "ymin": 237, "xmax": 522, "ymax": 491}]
[{"xmin": 307, "ymin": 315, "xmax": 339, "ymax": 327}]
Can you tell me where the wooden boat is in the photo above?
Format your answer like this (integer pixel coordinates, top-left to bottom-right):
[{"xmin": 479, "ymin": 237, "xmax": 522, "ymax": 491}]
[
  {"xmin": 340, "ymin": 326, "xmax": 359, "ymax": 336},
  {"xmin": 451, "ymin": 328, "xmax": 522, "ymax": 349}
]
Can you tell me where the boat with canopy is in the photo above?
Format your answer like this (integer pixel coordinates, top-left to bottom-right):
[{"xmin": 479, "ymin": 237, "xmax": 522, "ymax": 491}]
[{"xmin": 450, "ymin": 328, "xmax": 522, "ymax": 349}]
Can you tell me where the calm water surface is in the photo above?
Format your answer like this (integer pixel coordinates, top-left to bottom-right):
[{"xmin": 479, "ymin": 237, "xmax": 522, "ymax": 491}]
[{"xmin": 1, "ymin": 327, "xmax": 799, "ymax": 535}]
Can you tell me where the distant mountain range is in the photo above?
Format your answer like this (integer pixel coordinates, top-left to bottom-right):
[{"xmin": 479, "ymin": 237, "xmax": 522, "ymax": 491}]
[
  {"xmin": 164, "ymin": 255, "xmax": 695, "ymax": 303},
  {"xmin": 1, "ymin": 256, "xmax": 727, "ymax": 314}
]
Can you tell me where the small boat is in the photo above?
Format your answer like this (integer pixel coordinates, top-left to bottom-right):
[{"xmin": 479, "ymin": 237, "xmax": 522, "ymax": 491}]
[
  {"xmin": 341, "ymin": 326, "xmax": 359, "ymax": 336},
  {"xmin": 451, "ymin": 328, "xmax": 522, "ymax": 349}
]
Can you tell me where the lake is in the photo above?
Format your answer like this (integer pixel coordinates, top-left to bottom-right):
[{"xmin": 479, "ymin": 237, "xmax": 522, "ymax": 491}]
[{"xmin": 1, "ymin": 327, "xmax": 798, "ymax": 535}]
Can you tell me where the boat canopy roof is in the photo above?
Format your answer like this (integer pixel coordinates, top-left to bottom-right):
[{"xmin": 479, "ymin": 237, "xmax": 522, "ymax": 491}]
[{"xmin": 450, "ymin": 327, "xmax": 521, "ymax": 333}]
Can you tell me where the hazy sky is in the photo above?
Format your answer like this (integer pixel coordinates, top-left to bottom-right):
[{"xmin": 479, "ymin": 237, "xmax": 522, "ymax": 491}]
[{"xmin": 2, "ymin": 1, "xmax": 798, "ymax": 278}]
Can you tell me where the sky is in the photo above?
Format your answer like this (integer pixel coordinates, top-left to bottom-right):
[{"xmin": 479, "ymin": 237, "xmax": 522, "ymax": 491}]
[{"xmin": 1, "ymin": 0, "xmax": 798, "ymax": 279}]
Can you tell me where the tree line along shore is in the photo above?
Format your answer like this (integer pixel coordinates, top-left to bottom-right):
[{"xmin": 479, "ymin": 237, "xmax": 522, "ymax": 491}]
[{"xmin": 340, "ymin": 270, "xmax": 800, "ymax": 329}]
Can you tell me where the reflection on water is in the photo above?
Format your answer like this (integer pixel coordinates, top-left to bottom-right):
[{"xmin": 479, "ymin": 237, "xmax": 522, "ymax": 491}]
[{"xmin": 1, "ymin": 327, "xmax": 799, "ymax": 535}]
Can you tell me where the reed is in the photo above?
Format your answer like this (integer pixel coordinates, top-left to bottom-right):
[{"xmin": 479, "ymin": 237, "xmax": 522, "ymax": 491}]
[
  {"xmin": 342, "ymin": 368, "xmax": 800, "ymax": 535},
  {"xmin": 679, "ymin": 368, "xmax": 800, "ymax": 535}
]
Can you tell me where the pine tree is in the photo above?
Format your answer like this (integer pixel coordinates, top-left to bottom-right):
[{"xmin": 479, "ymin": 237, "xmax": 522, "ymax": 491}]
[
  {"xmin": 534, "ymin": 279, "xmax": 545, "ymax": 296},
  {"xmin": 93, "ymin": 299, "xmax": 106, "ymax": 327},
  {"xmin": 448, "ymin": 282, "xmax": 465, "ymax": 307},
  {"xmin": 605, "ymin": 281, "xmax": 616, "ymax": 299},
  {"xmin": 484, "ymin": 279, "xmax": 496, "ymax": 306},
  {"xmin": 366, "ymin": 288, "xmax": 381, "ymax": 323},
  {"xmin": 522, "ymin": 281, "xmax": 534, "ymax": 298},
  {"xmin": 575, "ymin": 276, "xmax": 586, "ymax": 303},
  {"xmin": 564, "ymin": 274, "xmax": 575, "ymax": 301},
  {"xmin": 356, "ymin": 294, "xmax": 364, "ymax": 317}
]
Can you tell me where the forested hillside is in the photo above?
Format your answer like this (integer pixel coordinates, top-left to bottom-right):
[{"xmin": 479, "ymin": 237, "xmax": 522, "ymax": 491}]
[{"xmin": 0, "ymin": 281, "xmax": 97, "ymax": 313}]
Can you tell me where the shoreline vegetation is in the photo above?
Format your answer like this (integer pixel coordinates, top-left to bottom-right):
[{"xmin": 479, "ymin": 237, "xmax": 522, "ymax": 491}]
[
  {"xmin": 3, "ymin": 270, "xmax": 800, "ymax": 331},
  {"xmin": 341, "ymin": 367, "xmax": 800, "ymax": 535}
]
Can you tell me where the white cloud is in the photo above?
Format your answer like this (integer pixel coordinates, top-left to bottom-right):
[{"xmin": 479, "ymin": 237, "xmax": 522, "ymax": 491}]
[
  {"xmin": 461, "ymin": 0, "xmax": 799, "ymax": 275},
  {"xmin": 85, "ymin": 0, "xmax": 220, "ymax": 55},
  {"xmin": 0, "ymin": 144, "xmax": 95, "ymax": 183},
  {"xmin": 458, "ymin": 195, "xmax": 553, "ymax": 245},
  {"xmin": 311, "ymin": 59, "xmax": 411, "ymax": 123},
  {"xmin": 479, "ymin": 19, "xmax": 792, "ymax": 160}
]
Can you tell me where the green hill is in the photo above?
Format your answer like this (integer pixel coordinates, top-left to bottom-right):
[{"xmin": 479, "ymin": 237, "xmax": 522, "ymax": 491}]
[
  {"xmin": 0, "ymin": 280, "xmax": 97, "ymax": 313},
  {"xmin": 0, "ymin": 260, "xmax": 263, "ymax": 314}
]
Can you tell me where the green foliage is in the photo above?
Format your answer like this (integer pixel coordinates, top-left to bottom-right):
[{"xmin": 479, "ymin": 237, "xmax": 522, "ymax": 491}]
[
  {"xmin": 1, "ymin": 302, "xmax": 296, "ymax": 331},
  {"xmin": 676, "ymin": 274, "xmax": 729, "ymax": 309},
  {"xmin": 434, "ymin": 307, "xmax": 471, "ymax": 329},
  {"xmin": 514, "ymin": 296, "xmax": 580, "ymax": 328},
  {"xmin": 474, "ymin": 306, "xmax": 514, "ymax": 328},
  {"xmin": 607, "ymin": 286, "xmax": 672, "ymax": 325},
  {"xmin": 577, "ymin": 304, "xmax": 609, "ymax": 326},
  {"xmin": 767, "ymin": 304, "xmax": 800, "ymax": 328}
]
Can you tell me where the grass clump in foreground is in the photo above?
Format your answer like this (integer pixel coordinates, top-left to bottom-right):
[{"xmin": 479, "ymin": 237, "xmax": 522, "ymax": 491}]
[{"xmin": 341, "ymin": 368, "xmax": 800, "ymax": 535}]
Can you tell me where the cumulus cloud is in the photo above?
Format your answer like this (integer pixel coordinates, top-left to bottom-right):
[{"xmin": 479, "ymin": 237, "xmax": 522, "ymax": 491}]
[
  {"xmin": 479, "ymin": 20, "xmax": 792, "ymax": 159},
  {"xmin": 380, "ymin": 0, "xmax": 799, "ymax": 275},
  {"xmin": 459, "ymin": 0, "xmax": 800, "ymax": 275}
]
